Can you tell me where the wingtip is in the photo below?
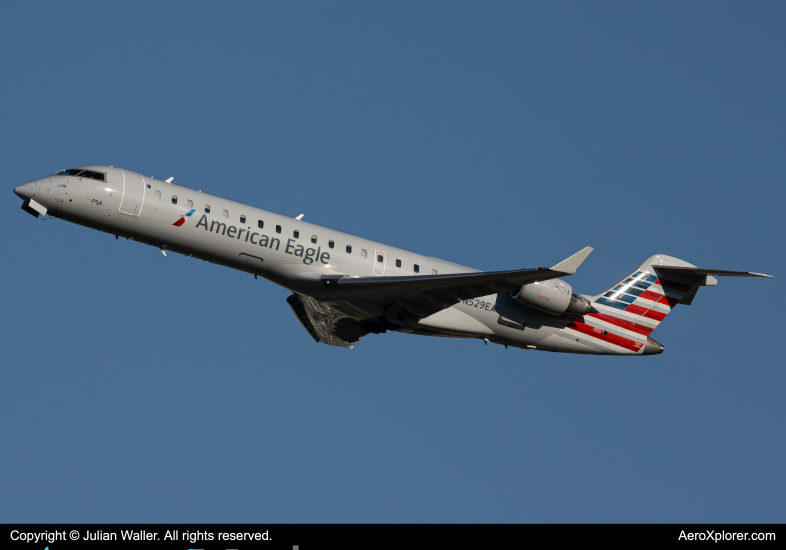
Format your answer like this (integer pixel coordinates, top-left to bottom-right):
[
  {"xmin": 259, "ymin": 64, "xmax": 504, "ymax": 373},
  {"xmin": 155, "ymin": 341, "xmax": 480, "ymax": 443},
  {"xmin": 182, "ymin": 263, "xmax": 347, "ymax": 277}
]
[{"xmin": 551, "ymin": 246, "xmax": 594, "ymax": 275}]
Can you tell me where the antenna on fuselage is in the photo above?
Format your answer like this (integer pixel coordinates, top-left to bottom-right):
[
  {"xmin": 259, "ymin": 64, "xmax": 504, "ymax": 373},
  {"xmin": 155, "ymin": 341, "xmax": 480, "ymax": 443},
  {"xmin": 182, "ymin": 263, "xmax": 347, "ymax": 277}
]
[
  {"xmin": 295, "ymin": 214, "xmax": 304, "ymax": 220},
  {"xmin": 165, "ymin": 177, "xmax": 174, "ymax": 183}
]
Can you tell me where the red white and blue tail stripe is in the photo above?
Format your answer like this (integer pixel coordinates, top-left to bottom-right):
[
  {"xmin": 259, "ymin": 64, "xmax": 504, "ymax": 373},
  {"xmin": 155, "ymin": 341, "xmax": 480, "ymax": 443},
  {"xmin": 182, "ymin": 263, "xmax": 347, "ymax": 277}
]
[{"xmin": 563, "ymin": 255, "xmax": 693, "ymax": 354}]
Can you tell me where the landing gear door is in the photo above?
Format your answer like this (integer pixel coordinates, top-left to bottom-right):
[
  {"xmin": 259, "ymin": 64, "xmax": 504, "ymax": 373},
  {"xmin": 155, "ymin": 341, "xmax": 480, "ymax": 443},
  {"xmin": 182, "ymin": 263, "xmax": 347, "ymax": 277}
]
[
  {"xmin": 373, "ymin": 250, "xmax": 386, "ymax": 276},
  {"xmin": 118, "ymin": 170, "xmax": 146, "ymax": 217}
]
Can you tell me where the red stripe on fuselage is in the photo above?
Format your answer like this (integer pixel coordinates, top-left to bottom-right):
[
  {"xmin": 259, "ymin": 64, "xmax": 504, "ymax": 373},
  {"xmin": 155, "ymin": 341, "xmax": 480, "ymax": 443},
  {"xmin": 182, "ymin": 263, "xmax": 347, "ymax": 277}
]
[
  {"xmin": 586, "ymin": 313, "xmax": 654, "ymax": 336},
  {"xmin": 172, "ymin": 218, "xmax": 186, "ymax": 227},
  {"xmin": 566, "ymin": 321, "xmax": 644, "ymax": 352}
]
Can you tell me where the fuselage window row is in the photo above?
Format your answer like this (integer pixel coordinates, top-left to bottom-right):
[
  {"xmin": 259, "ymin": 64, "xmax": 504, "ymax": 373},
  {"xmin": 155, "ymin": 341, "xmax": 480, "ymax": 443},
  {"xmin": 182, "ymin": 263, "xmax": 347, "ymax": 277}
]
[{"xmin": 153, "ymin": 197, "xmax": 429, "ymax": 273}]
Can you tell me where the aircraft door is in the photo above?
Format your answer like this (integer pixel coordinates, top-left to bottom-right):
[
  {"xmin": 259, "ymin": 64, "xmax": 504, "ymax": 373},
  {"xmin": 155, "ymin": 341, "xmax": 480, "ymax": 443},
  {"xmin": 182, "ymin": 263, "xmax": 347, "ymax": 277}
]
[
  {"xmin": 118, "ymin": 170, "xmax": 146, "ymax": 217},
  {"xmin": 373, "ymin": 250, "xmax": 386, "ymax": 276}
]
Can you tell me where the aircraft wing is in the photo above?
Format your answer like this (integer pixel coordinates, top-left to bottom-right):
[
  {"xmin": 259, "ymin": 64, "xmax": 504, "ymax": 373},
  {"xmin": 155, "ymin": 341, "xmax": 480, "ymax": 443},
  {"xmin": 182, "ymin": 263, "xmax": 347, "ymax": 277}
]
[{"xmin": 316, "ymin": 247, "xmax": 593, "ymax": 325}]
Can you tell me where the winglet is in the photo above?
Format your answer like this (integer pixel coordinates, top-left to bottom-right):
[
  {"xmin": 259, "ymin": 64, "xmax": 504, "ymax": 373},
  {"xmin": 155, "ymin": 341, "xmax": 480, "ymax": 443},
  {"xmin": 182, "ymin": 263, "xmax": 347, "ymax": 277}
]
[{"xmin": 551, "ymin": 246, "xmax": 593, "ymax": 275}]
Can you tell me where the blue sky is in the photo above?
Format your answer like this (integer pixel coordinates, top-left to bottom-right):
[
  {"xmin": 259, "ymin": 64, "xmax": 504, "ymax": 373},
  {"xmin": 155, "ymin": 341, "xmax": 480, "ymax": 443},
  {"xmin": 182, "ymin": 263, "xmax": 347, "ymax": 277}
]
[{"xmin": 1, "ymin": 1, "xmax": 784, "ymax": 522}]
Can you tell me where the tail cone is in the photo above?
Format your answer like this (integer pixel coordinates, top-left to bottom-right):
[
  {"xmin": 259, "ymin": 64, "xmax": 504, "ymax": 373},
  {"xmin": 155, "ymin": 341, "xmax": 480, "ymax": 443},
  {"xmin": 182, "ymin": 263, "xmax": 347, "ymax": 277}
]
[{"xmin": 643, "ymin": 336, "xmax": 664, "ymax": 355}]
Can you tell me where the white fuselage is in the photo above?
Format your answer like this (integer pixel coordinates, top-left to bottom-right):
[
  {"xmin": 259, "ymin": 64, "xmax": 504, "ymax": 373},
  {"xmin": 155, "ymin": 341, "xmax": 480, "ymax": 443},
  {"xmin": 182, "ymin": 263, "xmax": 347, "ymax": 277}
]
[{"xmin": 14, "ymin": 165, "xmax": 636, "ymax": 355}]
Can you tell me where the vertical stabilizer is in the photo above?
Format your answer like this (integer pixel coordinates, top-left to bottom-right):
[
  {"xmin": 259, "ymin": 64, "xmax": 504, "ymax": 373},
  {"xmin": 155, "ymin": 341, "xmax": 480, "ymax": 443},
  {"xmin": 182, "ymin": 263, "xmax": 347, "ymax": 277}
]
[
  {"xmin": 561, "ymin": 255, "xmax": 699, "ymax": 355},
  {"xmin": 588, "ymin": 254, "xmax": 696, "ymax": 338}
]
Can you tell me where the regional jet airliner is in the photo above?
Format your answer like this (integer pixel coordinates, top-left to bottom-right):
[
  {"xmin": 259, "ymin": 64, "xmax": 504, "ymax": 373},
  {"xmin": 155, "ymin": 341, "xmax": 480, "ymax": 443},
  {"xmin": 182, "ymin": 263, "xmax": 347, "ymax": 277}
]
[{"xmin": 14, "ymin": 166, "xmax": 773, "ymax": 355}]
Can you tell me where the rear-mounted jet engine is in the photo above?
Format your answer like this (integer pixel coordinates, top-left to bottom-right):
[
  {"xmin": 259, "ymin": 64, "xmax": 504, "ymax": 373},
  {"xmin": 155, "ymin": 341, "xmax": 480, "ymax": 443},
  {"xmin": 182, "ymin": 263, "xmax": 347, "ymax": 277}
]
[{"xmin": 511, "ymin": 279, "xmax": 595, "ymax": 315}]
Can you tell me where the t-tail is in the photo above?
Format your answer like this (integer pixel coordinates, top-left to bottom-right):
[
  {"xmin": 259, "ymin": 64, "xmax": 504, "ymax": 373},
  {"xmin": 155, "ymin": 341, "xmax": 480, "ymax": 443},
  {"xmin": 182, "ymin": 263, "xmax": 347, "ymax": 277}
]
[{"xmin": 565, "ymin": 254, "xmax": 773, "ymax": 356}]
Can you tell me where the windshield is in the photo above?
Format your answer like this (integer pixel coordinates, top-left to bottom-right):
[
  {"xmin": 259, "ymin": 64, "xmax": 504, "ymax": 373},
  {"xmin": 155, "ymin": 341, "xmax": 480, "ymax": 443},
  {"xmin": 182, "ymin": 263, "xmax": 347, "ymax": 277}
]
[{"xmin": 55, "ymin": 168, "xmax": 106, "ymax": 182}]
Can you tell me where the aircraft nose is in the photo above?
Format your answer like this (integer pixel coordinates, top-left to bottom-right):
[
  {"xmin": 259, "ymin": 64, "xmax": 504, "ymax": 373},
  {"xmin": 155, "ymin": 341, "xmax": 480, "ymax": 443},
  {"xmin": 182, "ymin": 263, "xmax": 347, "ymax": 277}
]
[{"xmin": 14, "ymin": 182, "xmax": 34, "ymax": 201}]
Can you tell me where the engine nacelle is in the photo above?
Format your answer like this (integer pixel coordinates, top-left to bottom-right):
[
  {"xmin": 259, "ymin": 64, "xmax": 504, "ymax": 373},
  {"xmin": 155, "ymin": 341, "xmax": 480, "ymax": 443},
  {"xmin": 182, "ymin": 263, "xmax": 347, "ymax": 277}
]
[{"xmin": 511, "ymin": 279, "xmax": 593, "ymax": 315}]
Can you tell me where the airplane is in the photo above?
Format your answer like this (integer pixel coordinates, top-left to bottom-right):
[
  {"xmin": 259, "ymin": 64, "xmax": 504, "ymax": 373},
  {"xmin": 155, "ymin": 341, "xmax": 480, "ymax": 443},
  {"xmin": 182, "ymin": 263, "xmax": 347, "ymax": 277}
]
[{"xmin": 13, "ymin": 165, "xmax": 773, "ymax": 356}]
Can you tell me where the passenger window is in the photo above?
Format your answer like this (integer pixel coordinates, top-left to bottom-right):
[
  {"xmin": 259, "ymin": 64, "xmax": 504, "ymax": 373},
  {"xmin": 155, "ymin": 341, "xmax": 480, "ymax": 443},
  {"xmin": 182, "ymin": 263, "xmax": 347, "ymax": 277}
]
[
  {"xmin": 329, "ymin": 240, "xmax": 334, "ymax": 249},
  {"xmin": 396, "ymin": 259, "xmax": 401, "ymax": 268},
  {"xmin": 258, "ymin": 220, "xmax": 264, "ymax": 229},
  {"xmin": 361, "ymin": 249, "xmax": 367, "ymax": 257},
  {"xmin": 346, "ymin": 245, "xmax": 352, "ymax": 253},
  {"xmin": 154, "ymin": 190, "xmax": 161, "ymax": 199},
  {"xmin": 205, "ymin": 205, "xmax": 211, "ymax": 213},
  {"xmin": 294, "ymin": 230, "xmax": 299, "ymax": 238},
  {"xmin": 276, "ymin": 225, "xmax": 282, "ymax": 234},
  {"xmin": 187, "ymin": 200, "xmax": 193, "ymax": 209},
  {"xmin": 171, "ymin": 196, "xmax": 177, "ymax": 204},
  {"xmin": 432, "ymin": 269, "xmax": 437, "ymax": 275},
  {"xmin": 222, "ymin": 209, "xmax": 228, "ymax": 218},
  {"xmin": 311, "ymin": 235, "xmax": 317, "ymax": 244},
  {"xmin": 240, "ymin": 215, "xmax": 246, "ymax": 224},
  {"xmin": 414, "ymin": 264, "xmax": 420, "ymax": 273}
]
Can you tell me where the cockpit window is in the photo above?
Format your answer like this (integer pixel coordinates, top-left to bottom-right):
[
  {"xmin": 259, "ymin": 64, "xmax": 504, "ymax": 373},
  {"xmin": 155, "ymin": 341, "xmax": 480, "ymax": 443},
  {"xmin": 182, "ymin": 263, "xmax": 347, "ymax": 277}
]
[{"xmin": 56, "ymin": 169, "xmax": 106, "ymax": 182}]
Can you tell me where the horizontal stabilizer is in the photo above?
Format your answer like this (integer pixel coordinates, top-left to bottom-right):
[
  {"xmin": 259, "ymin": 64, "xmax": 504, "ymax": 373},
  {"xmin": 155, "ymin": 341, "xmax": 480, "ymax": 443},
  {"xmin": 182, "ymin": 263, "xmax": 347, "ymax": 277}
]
[
  {"xmin": 551, "ymin": 246, "xmax": 593, "ymax": 275},
  {"xmin": 655, "ymin": 266, "xmax": 774, "ymax": 278}
]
